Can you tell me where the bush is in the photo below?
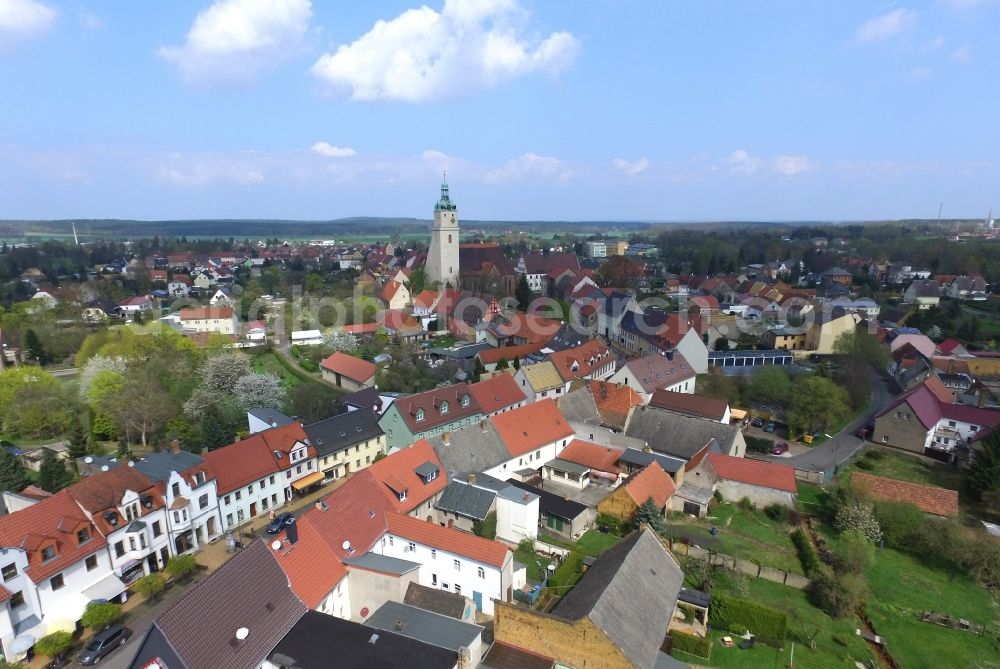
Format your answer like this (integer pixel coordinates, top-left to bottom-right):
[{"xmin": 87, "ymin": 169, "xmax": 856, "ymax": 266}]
[
  {"xmin": 854, "ymin": 458, "xmax": 874, "ymax": 470},
  {"xmin": 299, "ymin": 358, "xmax": 319, "ymax": 372},
  {"xmin": 134, "ymin": 573, "xmax": 167, "ymax": 602},
  {"xmin": 596, "ymin": 512, "xmax": 625, "ymax": 536},
  {"xmin": 670, "ymin": 630, "xmax": 711, "ymax": 658},
  {"xmin": 764, "ymin": 503, "xmax": 789, "ymax": 523},
  {"xmin": 472, "ymin": 511, "xmax": 497, "ymax": 540},
  {"xmin": 166, "ymin": 554, "xmax": 198, "ymax": 581},
  {"xmin": 873, "ymin": 500, "xmax": 924, "ymax": 550},
  {"xmin": 745, "ymin": 436, "xmax": 772, "ymax": 454},
  {"xmin": 834, "ymin": 502, "xmax": 882, "ymax": 544},
  {"xmin": 549, "ymin": 551, "xmax": 584, "ymax": 592},
  {"xmin": 81, "ymin": 601, "xmax": 121, "ymax": 629},
  {"xmin": 832, "ymin": 529, "xmax": 875, "ymax": 575},
  {"xmin": 791, "ymin": 528, "xmax": 821, "ymax": 576},
  {"xmin": 708, "ymin": 594, "xmax": 787, "ymax": 647},
  {"xmin": 809, "ymin": 566, "xmax": 865, "ymax": 618},
  {"xmin": 34, "ymin": 631, "xmax": 73, "ymax": 659},
  {"xmin": 737, "ymin": 497, "xmax": 755, "ymax": 511}
]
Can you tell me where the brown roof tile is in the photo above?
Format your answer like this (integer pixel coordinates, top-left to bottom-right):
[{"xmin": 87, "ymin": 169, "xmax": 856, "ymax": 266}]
[
  {"xmin": 707, "ymin": 453, "xmax": 797, "ymax": 494},
  {"xmin": 468, "ymin": 373, "xmax": 526, "ymax": 414},
  {"xmin": 852, "ymin": 471, "xmax": 959, "ymax": 517},
  {"xmin": 621, "ymin": 462, "xmax": 675, "ymax": 507},
  {"xmin": 320, "ymin": 352, "xmax": 376, "ymax": 384},
  {"xmin": 649, "ymin": 390, "xmax": 729, "ymax": 421},
  {"xmin": 493, "ymin": 399, "xmax": 573, "ymax": 457}
]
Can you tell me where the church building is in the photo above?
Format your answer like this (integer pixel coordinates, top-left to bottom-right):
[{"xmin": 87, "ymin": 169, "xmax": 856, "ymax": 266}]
[{"xmin": 426, "ymin": 175, "xmax": 460, "ymax": 289}]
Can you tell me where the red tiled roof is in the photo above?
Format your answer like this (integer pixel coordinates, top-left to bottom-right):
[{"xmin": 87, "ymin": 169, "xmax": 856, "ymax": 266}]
[
  {"xmin": 923, "ymin": 375, "xmax": 955, "ymax": 404},
  {"xmin": 622, "ymin": 461, "xmax": 675, "ymax": 507},
  {"xmin": 343, "ymin": 322, "xmax": 379, "ymax": 335},
  {"xmin": 380, "ymin": 280, "xmax": 404, "ymax": 303},
  {"xmin": 303, "ymin": 472, "xmax": 395, "ymax": 562},
  {"xmin": 413, "ymin": 289, "xmax": 439, "ymax": 310},
  {"xmin": 492, "ymin": 399, "xmax": 573, "ymax": 457},
  {"xmin": 394, "ymin": 383, "xmax": 482, "ymax": 432},
  {"xmin": 67, "ymin": 466, "xmax": 164, "ymax": 534},
  {"xmin": 588, "ymin": 380, "xmax": 642, "ymax": 416},
  {"xmin": 179, "ymin": 306, "xmax": 234, "ymax": 320},
  {"xmin": 269, "ymin": 514, "xmax": 347, "ymax": 608},
  {"xmin": 707, "ymin": 453, "xmax": 797, "ymax": 494},
  {"xmin": 547, "ymin": 340, "xmax": 614, "ymax": 382},
  {"xmin": 689, "ymin": 295, "xmax": 720, "ymax": 310},
  {"xmin": 649, "ymin": 390, "xmax": 729, "ymax": 421},
  {"xmin": 0, "ymin": 490, "xmax": 107, "ymax": 583},
  {"xmin": 385, "ymin": 513, "xmax": 509, "ymax": 568},
  {"xmin": 939, "ymin": 402, "xmax": 1000, "ymax": 428},
  {"xmin": 937, "ymin": 338, "xmax": 963, "ymax": 355},
  {"xmin": 367, "ymin": 440, "xmax": 449, "ymax": 514},
  {"xmin": 852, "ymin": 472, "xmax": 958, "ymax": 517},
  {"xmin": 204, "ymin": 422, "xmax": 311, "ymax": 494},
  {"xmin": 468, "ymin": 373, "xmax": 526, "ymax": 414},
  {"xmin": 477, "ymin": 343, "xmax": 544, "ymax": 365},
  {"xmin": 558, "ymin": 440, "xmax": 621, "ymax": 475},
  {"xmin": 320, "ymin": 352, "xmax": 376, "ymax": 384},
  {"xmin": 624, "ymin": 353, "xmax": 696, "ymax": 394}
]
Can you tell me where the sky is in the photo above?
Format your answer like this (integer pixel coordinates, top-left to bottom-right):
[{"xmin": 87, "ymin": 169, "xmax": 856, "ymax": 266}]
[{"xmin": 1, "ymin": 0, "xmax": 998, "ymax": 222}]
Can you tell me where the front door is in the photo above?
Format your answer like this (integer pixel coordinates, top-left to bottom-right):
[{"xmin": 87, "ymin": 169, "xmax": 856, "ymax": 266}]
[
  {"xmin": 472, "ymin": 591, "xmax": 483, "ymax": 613},
  {"xmin": 250, "ymin": 502, "xmax": 257, "ymax": 517}
]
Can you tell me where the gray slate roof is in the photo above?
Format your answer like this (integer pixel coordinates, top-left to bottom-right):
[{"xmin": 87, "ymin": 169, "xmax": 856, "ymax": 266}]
[
  {"xmin": 304, "ymin": 409, "xmax": 384, "ymax": 457},
  {"xmin": 551, "ymin": 528, "xmax": 683, "ymax": 669},
  {"xmin": 343, "ymin": 552, "xmax": 421, "ymax": 576},
  {"xmin": 403, "ymin": 583, "xmax": 471, "ymax": 620},
  {"xmin": 248, "ymin": 408, "xmax": 293, "ymax": 429},
  {"xmin": 434, "ymin": 481, "xmax": 496, "ymax": 521},
  {"xmin": 558, "ymin": 387, "xmax": 603, "ymax": 426},
  {"xmin": 366, "ymin": 601, "xmax": 483, "ymax": 652},
  {"xmin": 132, "ymin": 451, "xmax": 205, "ymax": 483},
  {"xmin": 625, "ymin": 406, "xmax": 742, "ymax": 459},
  {"xmin": 426, "ymin": 421, "xmax": 510, "ymax": 479},
  {"xmin": 618, "ymin": 448, "xmax": 686, "ymax": 475}
]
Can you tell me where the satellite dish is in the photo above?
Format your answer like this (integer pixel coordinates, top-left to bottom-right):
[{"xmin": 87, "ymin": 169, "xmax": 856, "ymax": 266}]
[
  {"xmin": 100, "ymin": 465, "xmax": 109, "ymax": 472},
  {"xmin": 84, "ymin": 456, "xmax": 93, "ymax": 464},
  {"xmin": 271, "ymin": 540, "xmax": 281, "ymax": 551},
  {"xmin": 235, "ymin": 627, "xmax": 249, "ymax": 641},
  {"xmin": 128, "ymin": 461, "xmax": 135, "ymax": 467},
  {"xmin": 342, "ymin": 540, "xmax": 351, "ymax": 551}
]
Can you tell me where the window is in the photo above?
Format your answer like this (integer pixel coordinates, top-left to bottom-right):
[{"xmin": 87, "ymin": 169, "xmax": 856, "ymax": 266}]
[
  {"xmin": 296, "ymin": 465, "xmax": 302, "ymax": 474},
  {"xmin": 453, "ymin": 559, "xmax": 460, "ymax": 571},
  {"xmin": 895, "ymin": 411, "xmax": 902, "ymax": 419},
  {"xmin": 115, "ymin": 541, "xmax": 125, "ymax": 558},
  {"xmin": 461, "ymin": 394, "xmax": 470, "ymax": 407},
  {"xmin": 440, "ymin": 401, "xmax": 449, "ymax": 415},
  {"xmin": 366, "ymin": 456, "xmax": 371, "ymax": 465},
  {"xmin": 199, "ymin": 494, "xmax": 209, "ymax": 510},
  {"xmin": 10, "ymin": 591, "xmax": 24, "ymax": 608},
  {"xmin": 260, "ymin": 481, "xmax": 266, "ymax": 491},
  {"xmin": 197, "ymin": 471, "xmax": 206, "ymax": 485},
  {"xmin": 247, "ymin": 486, "xmax": 253, "ymax": 496},
  {"xmin": 235, "ymin": 491, "xmax": 242, "ymax": 501},
  {"xmin": 948, "ymin": 420, "xmax": 957, "ymax": 428},
  {"xmin": 478, "ymin": 566, "xmax": 485, "ymax": 579},
  {"xmin": 237, "ymin": 509, "xmax": 245, "ymax": 522},
  {"xmin": 431, "ymin": 573, "xmax": 437, "ymax": 586},
  {"xmin": 442, "ymin": 582, "xmax": 449, "ymax": 590},
  {"xmin": 129, "ymin": 537, "xmax": 136, "ymax": 551},
  {"xmin": 388, "ymin": 536, "xmax": 394, "ymax": 546},
  {"xmin": 431, "ymin": 549, "xmax": 436, "ymax": 559},
  {"xmin": 1, "ymin": 563, "xmax": 16, "ymax": 581},
  {"xmin": 415, "ymin": 409, "xmax": 425, "ymax": 422},
  {"xmin": 904, "ymin": 414, "xmax": 910, "ymax": 421},
  {"xmin": 140, "ymin": 534, "xmax": 147, "ymax": 549},
  {"xmin": 153, "ymin": 521, "xmax": 162, "ymax": 537},
  {"xmin": 269, "ymin": 475, "xmax": 275, "ymax": 484},
  {"xmin": 287, "ymin": 471, "xmax": 292, "ymax": 479},
  {"xmin": 224, "ymin": 495, "xmax": 231, "ymax": 505},
  {"xmin": 398, "ymin": 490, "xmax": 407, "ymax": 502},
  {"xmin": 408, "ymin": 542, "xmax": 416, "ymax": 552},
  {"xmin": 226, "ymin": 514, "xmax": 234, "ymax": 526},
  {"xmin": 271, "ymin": 494, "xmax": 278, "ymax": 505},
  {"xmin": 882, "ymin": 436, "xmax": 889, "ymax": 444},
  {"xmin": 41, "ymin": 546, "xmax": 55, "ymax": 562},
  {"xmin": 171, "ymin": 483, "xmax": 180, "ymax": 497},
  {"xmin": 173, "ymin": 512, "xmax": 180, "ymax": 523},
  {"xmin": 50, "ymin": 574, "xmax": 64, "ymax": 591},
  {"xmin": 454, "ymin": 584, "xmax": 462, "ymax": 595},
  {"xmin": 261, "ymin": 498, "xmax": 268, "ymax": 510},
  {"xmin": 308, "ymin": 461, "xmax": 313, "ymax": 470}
]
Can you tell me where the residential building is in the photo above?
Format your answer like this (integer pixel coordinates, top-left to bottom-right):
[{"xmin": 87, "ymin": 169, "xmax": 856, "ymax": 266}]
[
  {"xmin": 320, "ymin": 352, "xmax": 377, "ymax": 391},
  {"xmin": 625, "ymin": 405, "xmax": 747, "ymax": 459},
  {"xmin": 596, "ymin": 462, "xmax": 675, "ymax": 524},
  {"xmin": 466, "ymin": 372, "xmax": 527, "ymax": 417},
  {"xmin": 404, "ymin": 582, "xmax": 477, "ymax": 623},
  {"xmin": 434, "ymin": 481, "xmax": 496, "ymax": 534},
  {"xmin": 689, "ymin": 454, "xmax": 797, "ymax": 509},
  {"xmin": 291, "ymin": 329, "xmax": 325, "ymax": 346},
  {"xmin": 118, "ymin": 295, "xmax": 153, "ymax": 317},
  {"xmin": 648, "ymin": 390, "xmax": 731, "ymax": 423},
  {"xmin": 903, "ymin": 279, "xmax": 942, "ymax": 309},
  {"xmin": 208, "ymin": 287, "xmax": 235, "ymax": 307},
  {"xmin": 380, "ymin": 280, "xmax": 411, "ymax": 310},
  {"xmin": 178, "ymin": 306, "xmax": 238, "ymax": 335},
  {"xmin": 513, "ymin": 360, "xmax": 566, "ymax": 402},
  {"xmin": 546, "ymin": 339, "xmax": 616, "ymax": 384},
  {"xmin": 304, "ymin": 409, "xmax": 386, "ymax": 483},
  {"xmin": 366, "ymin": 600, "xmax": 484, "ymax": 668},
  {"xmin": 491, "ymin": 399, "xmax": 574, "ymax": 475},
  {"xmin": 379, "ymin": 383, "xmax": 483, "ymax": 450},
  {"xmin": 247, "ymin": 407, "xmax": 294, "ymax": 434},
  {"xmin": 608, "ymin": 352, "xmax": 697, "ymax": 401}
]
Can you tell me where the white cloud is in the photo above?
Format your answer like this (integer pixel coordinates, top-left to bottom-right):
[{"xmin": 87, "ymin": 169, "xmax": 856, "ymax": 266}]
[
  {"xmin": 612, "ymin": 157, "xmax": 650, "ymax": 177},
  {"xmin": 855, "ymin": 8, "xmax": 917, "ymax": 43},
  {"xmin": 311, "ymin": 142, "xmax": 357, "ymax": 158},
  {"xmin": 951, "ymin": 45, "xmax": 972, "ymax": 63},
  {"xmin": 78, "ymin": 10, "xmax": 103, "ymax": 31},
  {"xmin": 311, "ymin": 0, "xmax": 580, "ymax": 102},
  {"xmin": 485, "ymin": 152, "xmax": 572, "ymax": 183},
  {"xmin": 909, "ymin": 65, "xmax": 932, "ymax": 79},
  {"xmin": 773, "ymin": 155, "xmax": 816, "ymax": 177},
  {"xmin": 159, "ymin": 0, "xmax": 312, "ymax": 85},
  {"xmin": 156, "ymin": 152, "xmax": 267, "ymax": 186},
  {"xmin": 0, "ymin": 0, "xmax": 56, "ymax": 43},
  {"xmin": 723, "ymin": 149, "xmax": 761, "ymax": 174}
]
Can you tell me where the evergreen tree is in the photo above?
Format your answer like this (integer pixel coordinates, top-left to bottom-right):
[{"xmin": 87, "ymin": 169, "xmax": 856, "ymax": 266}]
[
  {"xmin": 515, "ymin": 275, "xmax": 532, "ymax": 312},
  {"xmin": 67, "ymin": 419, "xmax": 90, "ymax": 462},
  {"xmin": 200, "ymin": 405, "xmax": 236, "ymax": 451},
  {"xmin": 38, "ymin": 450, "xmax": 73, "ymax": 492},
  {"xmin": 23, "ymin": 329, "xmax": 47, "ymax": 365},
  {"xmin": 512, "ymin": 356, "xmax": 521, "ymax": 370},
  {"xmin": 495, "ymin": 357, "xmax": 510, "ymax": 370},
  {"xmin": 967, "ymin": 428, "xmax": 1000, "ymax": 501},
  {"xmin": 473, "ymin": 357, "xmax": 486, "ymax": 382},
  {"xmin": 634, "ymin": 496, "xmax": 666, "ymax": 533},
  {"xmin": 0, "ymin": 449, "xmax": 29, "ymax": 493}
]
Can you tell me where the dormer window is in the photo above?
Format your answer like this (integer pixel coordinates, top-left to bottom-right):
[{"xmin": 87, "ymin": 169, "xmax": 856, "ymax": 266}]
[
  {"xmin": 41, "ymin": 546, "xmax": 56, "ymax": 562},
  {"xmin": 196, "ymin": 471, "xmax": 206, "ymax": 485},
  {"xmin": 398, "ymin": 490, "xmax": 407, "ymax": 502},
  {"xmin": 171, "ymin": 483, "xmax": 180, "ymax": 497},
  {"xmin": 439, "ymin": 401, "xmax": 449, "ymax": 415},
  {"xmin": 77, "ymin": 528, "xmax": 90, "ymax": 544},
  {"xmin": 415, "ymin": 409, "xmax": 425, "ymax": 422},
  {"xmin": 461, "ymin": 394, "xmax": 470, "ymax": 407}
]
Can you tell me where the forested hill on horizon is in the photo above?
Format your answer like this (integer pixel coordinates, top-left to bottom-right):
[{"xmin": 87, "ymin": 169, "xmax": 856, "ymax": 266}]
[{"xmin": 0, "ymin": 217, "xmax": 986, "ymax": 241}]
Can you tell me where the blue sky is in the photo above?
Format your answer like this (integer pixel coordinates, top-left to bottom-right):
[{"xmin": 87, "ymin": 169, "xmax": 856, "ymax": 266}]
[{"xmin": 1, "ymin": 0, "xmax": 998, "ymax": 221}]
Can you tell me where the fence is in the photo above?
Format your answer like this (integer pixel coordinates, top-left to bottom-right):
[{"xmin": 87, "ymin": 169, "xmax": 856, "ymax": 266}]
[
  {"xmin": 533, "ymin": 539, "xmax": 571, "ymax": 559},
  {"xmin": 670, "ymin": 542, "xmax": 811, "ymax": 590}
]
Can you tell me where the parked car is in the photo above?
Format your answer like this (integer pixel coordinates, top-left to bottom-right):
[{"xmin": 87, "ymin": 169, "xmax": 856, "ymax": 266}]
[
  {"xmin": 770, "ymin": 441, "xmax": 789, "ymax": 455},
  {"xmin": 764, "ymin": 421, "xmax": 775, "ymax": 433},
  {"xmin": 751, "ymin": 418, "xmax": 764, "ymax": 428},
  {"xmin": 78, "ymin": 624, "xmax": 131, "ymax": 665},
  {"xmin": 265, "ymin": 511, "xmax": 294, "ymax": 534}
]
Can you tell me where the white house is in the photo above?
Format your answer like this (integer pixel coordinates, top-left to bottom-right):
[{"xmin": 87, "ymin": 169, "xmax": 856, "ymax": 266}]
[
  {"xmin": 133, "ymin": 452, "xmax": 222, "ymax": 555},
  {"xmin": 608, "ymin": 352, "xmax": 697, "ymax": 402},
  {"xmin": 209, "ymin": 288, "xmax": 235, "ymax": 307},
  {"xmin": 494, "ymin": 484, "xmax": 539, "ymax": 544},
  {"xmin": 178, "ymin": 306, "xmax": 238, "ymax": 335},
  {"xmin": 291, "ymin": 329, "xmax": 324, "ymax": 346}
]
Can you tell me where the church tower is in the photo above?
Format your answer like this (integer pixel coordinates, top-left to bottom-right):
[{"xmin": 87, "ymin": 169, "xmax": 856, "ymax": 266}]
[{"xmin": 426, "ymin": 174, "xmax": 460, "ymax": 289}]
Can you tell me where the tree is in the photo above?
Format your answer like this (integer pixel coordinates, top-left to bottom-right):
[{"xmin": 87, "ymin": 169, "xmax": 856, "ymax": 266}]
[
  {"xmin": 324, "ymin": 328, "xmax": 359, "ymax": 354},
  {"xmin": 810, "ymin": 567, "xmax": 865, "ymax": 618},
  {"xmin": 967, "ymin": 427, "xmax": 1000, "ymax": 501},
  {"xmin": 166, "ymin": 554, "xmax": 198, "ymax": 581},
  {"xmin": 512, "ymin": 356, "xmax": 521, "ymax": 370},
  {"xmin": 832, "ymin": 330, "xmax": 889, "ymax": 408},
  {"xmin": 38, "ymin": 449, "xmax": 74, "ymax": 492},
  {"xmin": 23, "ymin": 328, "xmax": 47, "ymax": 364},
  {"xmin": 134, "ymin": 573, "xmax": 166, "ymax": 602},
  {"xmin": 201, "ymin": 352, "xmax": 253, "ymax": 393},
  {"xmin": 232, "ymin": 373, "xmax": 286, "ymax": 412},
  {"xmin": 495, "ymin": 357, "xmax": 509, "ymax": 370},
  {"xmin": 34, "ymin": 631, "xmax": 73, "ymax": 662},
  {"xmin": 834, "ymin": 502, "xmax": 882, "ymax": 544},
  {"xmin": 697, "ymin": 368, "xmax": 741, "ymax": 405},
  {"xmin": 832, "ymin": 529, "xmax": 875, "ymax": 574},
  {"xmin": 634, "ymin": 496, "xmax": 666, "ymax": 533},
  {"xmin": 472, "ymin": 357, "xmax": 486, "ymax": 382},
  {"xmin": 288, "ymin": 383, "xmax": 342, "ymax": 423},
  {"xmin": 747, "ymin": 366, "xmax": 792, "ymax": 406},
  {"xmin": 873, "ymin": 500, "xmax": 925, "ymax": 549},
  {"xmin": 515, "ymin": 274, "xmax": 532, "ymax": 311},
  {"xmin": 67, "ymin": 419, "xmax": 90, "ymax": 461},
  {"xmin": 106, "ymin": 369, "xmax": 175, "ymax": 447},
  {"xmin": 200, "ymin": 404, "xmax": 237, "ymax": 451},
  {"xmin": 0, "ymin": 449, "xmax": 29, "ymax": 493},
  {"xmin": 788, "ymin": 375, "xmax": 850, "ymax": 435},
  {"xmin": 81, "ymin": 601, "xmax": 121, "ymax": 629},
  {"xmin": 405, "ymin": 265, "xmax": 428, "ymax": 296},
  {"xmin": 714, "ymin": 336, "xmax": 729, "ymax": 351}
]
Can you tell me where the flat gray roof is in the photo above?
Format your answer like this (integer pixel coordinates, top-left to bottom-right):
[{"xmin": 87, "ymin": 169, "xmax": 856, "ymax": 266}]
[
  {"xmin": 343, "ymin": 552, "xmax": 421, "ymax": 576},
  {"xmin": 543, "ymin": 458, "xmax": 590, "ymax": 475},
  {"xmin": 366, "ymin": 601, "xmax": 483, "ymax": 652}
]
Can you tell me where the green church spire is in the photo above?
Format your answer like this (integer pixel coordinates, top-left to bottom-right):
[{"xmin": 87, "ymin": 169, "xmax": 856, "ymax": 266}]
[{"xmin": 435, "ymin": 171, "xmax": 457, "ymax": 212}]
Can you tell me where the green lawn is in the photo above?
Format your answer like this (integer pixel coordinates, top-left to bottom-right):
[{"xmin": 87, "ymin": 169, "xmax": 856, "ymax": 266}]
[
  {"xmin": 252, "ymin": 351, "xmax": 310, "ymax": 388},
  {"xmin": 674, "ymin": 573, "xmax": 874, "ymax": 668},
  {"xmin": 514, "ymin": 544, "xmax": 553, "ymax": 582},
  {"xmin": 865, "ymin": 548, "xmax": 1000, "ymax": 669},
  {"xmin": 666, "ymin": 504, "xmax": 804, "ymax": 574},
  {"xmin": 537, "ymin": 529, "xmax": 620, "ymax": 557},
  {"xmin": 850, "ymin": 448, "xmax": 964, "ymax": 491}
]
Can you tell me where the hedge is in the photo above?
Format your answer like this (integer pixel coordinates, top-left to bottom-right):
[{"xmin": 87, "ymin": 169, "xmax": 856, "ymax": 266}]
[
  {"xmin": 708, "ymin": 594, "xmax": 787, "ymax": 647},
  {"xmin": 299, "ymin": 358, "xmax": 319, "ymax": 372},
  {"xmin": 669, "ymin": 630, "xmax": 711, "ymax": 658},
  {"xmin": 791, "ymin": 528, "xmax": 821, "ymax": 576}
]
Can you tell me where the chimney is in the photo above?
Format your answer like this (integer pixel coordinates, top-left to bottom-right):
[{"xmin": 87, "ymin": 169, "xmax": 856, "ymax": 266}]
[
  {"xmin": 467, "ymin": 474, "xmax": 476, "ymax": 484},
  {"xmin": 169, "ymin": 439, "xmax": 182, "ymax": 454},
  {"xmin": 457, "ymin": 647, "xmax": 472, "ymax": 669},
  {"xmin": 394, "ymin": 621, "xmax": 405, "ymax": 632},
  {"xmin": 201, "ymin": 447, "xmax": 209, "ymax": 455},
  {"xmin": 643, "ymin": 443, "xmax": 652, "ymax": 453}
]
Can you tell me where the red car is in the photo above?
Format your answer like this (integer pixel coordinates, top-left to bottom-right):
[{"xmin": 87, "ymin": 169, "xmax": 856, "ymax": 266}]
[{"xmin": 770, "ymin": 441, "xmax": 789, "ymax": 455}]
